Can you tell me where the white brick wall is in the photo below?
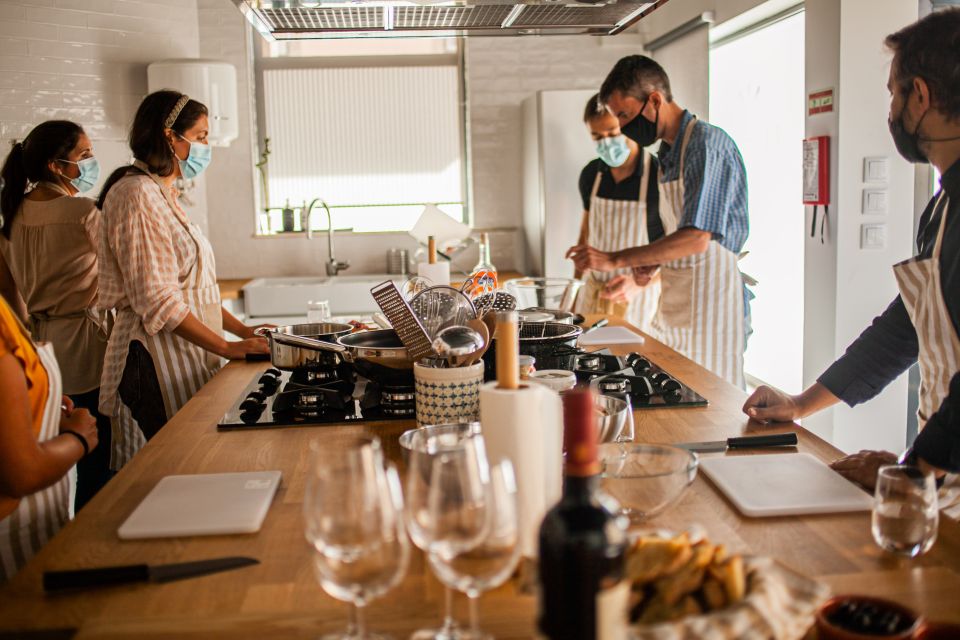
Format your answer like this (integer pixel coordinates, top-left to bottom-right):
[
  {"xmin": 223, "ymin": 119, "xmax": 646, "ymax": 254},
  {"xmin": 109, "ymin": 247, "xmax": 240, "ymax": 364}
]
[{"xmin": 0, "ymin": 0, "xmax": 208, "ymax": 230}]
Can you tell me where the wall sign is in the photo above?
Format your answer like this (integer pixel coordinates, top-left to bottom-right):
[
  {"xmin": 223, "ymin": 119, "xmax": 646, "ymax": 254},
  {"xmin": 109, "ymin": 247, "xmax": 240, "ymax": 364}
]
[{"xmin": 808, "ymin": 88, "xmax": 834, "ymax": 116}]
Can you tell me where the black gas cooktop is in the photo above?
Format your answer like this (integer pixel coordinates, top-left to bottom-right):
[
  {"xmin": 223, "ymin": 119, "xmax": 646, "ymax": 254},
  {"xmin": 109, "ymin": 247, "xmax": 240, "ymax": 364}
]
[{"xmin": 573, "ymin": 350, "xmax": 708, "ymax": 408}]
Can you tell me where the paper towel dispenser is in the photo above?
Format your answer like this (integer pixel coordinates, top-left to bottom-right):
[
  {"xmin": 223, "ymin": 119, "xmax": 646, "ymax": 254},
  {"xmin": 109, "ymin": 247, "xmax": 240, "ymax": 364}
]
[{"xmin": 147, "ymin": 59, "xmax": 238, "ymax": 147}]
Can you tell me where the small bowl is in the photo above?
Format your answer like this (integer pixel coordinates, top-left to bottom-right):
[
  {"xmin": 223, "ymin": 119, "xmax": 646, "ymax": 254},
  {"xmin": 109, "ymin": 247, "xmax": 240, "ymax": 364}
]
[
  {"xmin": 816, "ymin": 595, "xmax": 921, "ymax": 640},
  {"xmin": 398, "ymin": 422, "xmax": 481, "ymax": 465},
  {"xmin": 599, "ymin": 444, "xmax": 698, "ymax": 523},
  {"xmin": 595, "ymin": 394, "xmax": 633, "ymax": 443}
]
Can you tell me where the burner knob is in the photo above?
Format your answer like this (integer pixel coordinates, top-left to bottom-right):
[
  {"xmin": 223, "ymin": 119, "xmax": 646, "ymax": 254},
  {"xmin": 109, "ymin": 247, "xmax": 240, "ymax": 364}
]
[
  {"xmin": 661, "ymin": 379, "xmax": 682, "ymax": 394},
  {"xmin": 247, "ymin": 390, "xmax": 267, "ymax": 403},
  {"xmin": 240, "ymin": 407, "xmax": 263, "ymax": 424},
  {"xmin": 627, "ymin": 353, "xmax": 651, "ymax": 373},
  {"xmin": 259, "ymin": 374, "xmax": 280, "ymax": 386},
  {"xmin": 265, "ymin": 368, "xmax": 282, "ymax": 377},
  {"xmin": 240, "ymin": 398, "xmax": 262, "ymax": 412}
]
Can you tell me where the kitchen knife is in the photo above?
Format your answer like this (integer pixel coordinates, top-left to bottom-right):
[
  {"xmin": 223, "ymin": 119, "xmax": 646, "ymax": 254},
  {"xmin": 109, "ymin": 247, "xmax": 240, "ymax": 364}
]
[
  {"xmin": 582, "ymin": 318, "xmax": 609, "ymax": 335},
  {"xmin": 43, "ymin": 556, "xmax": 258, "ymax": 592},
  {"xmin": 676, "ymin": 432, "xmax": 798, "ymax": 454}
]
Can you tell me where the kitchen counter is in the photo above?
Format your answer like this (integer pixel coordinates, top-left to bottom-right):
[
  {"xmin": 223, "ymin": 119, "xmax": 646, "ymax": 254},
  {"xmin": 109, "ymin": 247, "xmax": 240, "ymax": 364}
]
[{"xmin": 1, "ymin": 316, "xmax": 959, "ymax": 639}]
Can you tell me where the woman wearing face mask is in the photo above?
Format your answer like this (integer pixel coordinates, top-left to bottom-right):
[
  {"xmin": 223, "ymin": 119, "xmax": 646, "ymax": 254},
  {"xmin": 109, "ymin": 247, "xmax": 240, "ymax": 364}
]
[
  {"xmin": 743, "ymin": 9, "xmax": 960, "ymax": 506},
  {"xmin": 0, "ymin": 120, "xmax": 112, "ymax": 510},
  {"xmin": 96, "ymin": 91, "xmax": 268, "ymax": 466},
  {"xmin": 574, "ymin": 94, "xmax": 663, "ymax": 331}
]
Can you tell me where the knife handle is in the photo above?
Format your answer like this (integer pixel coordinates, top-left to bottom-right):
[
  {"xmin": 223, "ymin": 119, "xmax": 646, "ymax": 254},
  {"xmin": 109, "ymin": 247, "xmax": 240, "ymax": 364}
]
[
  {"xmin": 44, "ymin": 564, "xmax": 149, "ymax": 592},
  {"xmin": 727, "ymin": 432, "xmax": 798, "ymax": 449}
]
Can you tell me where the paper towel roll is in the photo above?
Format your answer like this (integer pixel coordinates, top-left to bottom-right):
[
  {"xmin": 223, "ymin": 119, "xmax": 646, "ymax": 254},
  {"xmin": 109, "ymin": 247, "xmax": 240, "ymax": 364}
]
[
  {"xmin": 479, "ymin": 381, "xmax": 562, "ymax": 558},
  {"xmin": 417, "ymin": 261, "xmax": 450, "ymax": 286}
]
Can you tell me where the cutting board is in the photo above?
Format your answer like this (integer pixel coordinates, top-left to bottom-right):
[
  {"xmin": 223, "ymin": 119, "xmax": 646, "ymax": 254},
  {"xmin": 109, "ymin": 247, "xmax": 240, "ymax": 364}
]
[
  {"xmin": 700, "ymin": 453, "xmax": 873, "ymax": 517},
  {"xmin": 579, "ymin": 326, "xmax": 645, "ymax": 346}
]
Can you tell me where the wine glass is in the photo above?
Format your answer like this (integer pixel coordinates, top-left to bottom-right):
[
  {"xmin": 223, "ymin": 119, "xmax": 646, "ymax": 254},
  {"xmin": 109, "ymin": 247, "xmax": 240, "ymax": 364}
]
[
  {"xmin": 872, "ymin": 464, "xmax": 938, "ymax": 557},
  {"xmin": 428, "ymin": 460, "xmax": 521, "ymax": 640},
  {"xmin": 405, "ymin": 427, "xmax": 488, "ymax": 640},
  {"xmin": 304, "ymin": 437, "xmax": 410, "ymax": 639}
]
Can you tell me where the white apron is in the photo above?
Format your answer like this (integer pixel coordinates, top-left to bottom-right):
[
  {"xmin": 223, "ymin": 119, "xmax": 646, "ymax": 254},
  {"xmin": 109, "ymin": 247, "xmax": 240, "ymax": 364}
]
[
  {"xmin": 100, "ymin": 164, "xmax": 223, "ymax": 468},
  {"xmin": 0, "ymin": 342, "xmax": 71, "ymax": 581},
  {"xmin": 575, "ymin": 153, "xmax": 661, "ymax": 332},
  {"xmin": 650, "ymin": 118, "xmax": 745, "ymax": 388},
  {"xmin": 893, "ymin": 193, "xmax": 960, "ymax": 519}
]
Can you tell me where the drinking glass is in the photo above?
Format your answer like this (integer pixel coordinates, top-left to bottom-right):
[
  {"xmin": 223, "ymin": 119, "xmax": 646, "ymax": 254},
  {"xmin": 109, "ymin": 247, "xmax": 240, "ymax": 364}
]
[
  {"xmin": 308, "ymin": 299, "xmax": 332, "ymax": 323},
  {"xmin": 304, "ymin": 437, "xmax": 410, "ymax": 639},
  {"xmin": 871, "ymin": 464, "xmax": 938, "ymax": 558},
  {"xmin": 405, "ymin": 428, "xmax": 489, "ymax": 640},
  {"xmin": 428, "ymin": 460, "xmax": 521, "ymax": 640}
]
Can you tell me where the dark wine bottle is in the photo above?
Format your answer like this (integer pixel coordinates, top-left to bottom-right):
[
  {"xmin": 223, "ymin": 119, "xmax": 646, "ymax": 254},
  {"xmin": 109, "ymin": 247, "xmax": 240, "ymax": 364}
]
[{"xmin": 537, "ymin": 388, "xmax": 629, "ymax": 639}]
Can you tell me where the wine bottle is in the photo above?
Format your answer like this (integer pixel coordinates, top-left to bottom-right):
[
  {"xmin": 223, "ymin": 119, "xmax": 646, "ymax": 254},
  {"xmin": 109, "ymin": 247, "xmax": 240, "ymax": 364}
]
[
  {"xmin": 471, "ymin": 232, "xmax": 498, "ymax": 291},
  {"xmin": 538, "ymin": 388, "xmax": 628, "ymax": 640}
]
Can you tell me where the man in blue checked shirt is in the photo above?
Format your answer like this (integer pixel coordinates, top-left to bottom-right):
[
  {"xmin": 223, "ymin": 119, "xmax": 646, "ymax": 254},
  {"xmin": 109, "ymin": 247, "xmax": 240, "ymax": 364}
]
[{"xmin": 568, "ymin": 55, "xmax": 752, "ymax": 388}]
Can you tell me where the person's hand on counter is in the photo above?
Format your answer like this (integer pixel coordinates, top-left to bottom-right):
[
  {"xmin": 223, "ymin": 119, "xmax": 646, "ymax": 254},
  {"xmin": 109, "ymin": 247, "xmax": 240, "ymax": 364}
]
[
  {"xmin": 221, "ymin": 337, "xmax": 270, "ymax": 360},
  {"xmin": 566, "ymin": 244, "xmax": 618, "ymax": 273},
  {"xmin": 829, "ymin": 450, "xmax": 898, "ymax": 491},
  {"xmin": 743, "ymin": 382, "xmax": 840, "ymax": 423}
]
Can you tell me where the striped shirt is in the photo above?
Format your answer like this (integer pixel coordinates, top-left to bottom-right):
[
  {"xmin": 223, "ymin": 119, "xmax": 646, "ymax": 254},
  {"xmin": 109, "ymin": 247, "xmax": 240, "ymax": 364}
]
[{"xmin": 657, "ymin": 110, "xmax": 750, "ymax": 254}]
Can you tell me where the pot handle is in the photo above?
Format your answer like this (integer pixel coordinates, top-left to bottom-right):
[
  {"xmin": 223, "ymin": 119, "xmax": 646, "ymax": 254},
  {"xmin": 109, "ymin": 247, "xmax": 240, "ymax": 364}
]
[
  {"xmin": 270, "ymin": 331, "xmax": 348, "ymax": 354},
  {"xmin": 253, "ymin": 327, "xmax": 272, "ymax": 338}
]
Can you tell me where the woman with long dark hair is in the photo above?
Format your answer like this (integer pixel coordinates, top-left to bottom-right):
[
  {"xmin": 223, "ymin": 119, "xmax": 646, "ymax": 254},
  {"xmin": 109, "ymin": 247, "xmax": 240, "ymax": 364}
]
[
  {"xmin": 97, "ymin": 90, "xmax": 268, "ymax": 466},
  {"xmin": 0, "ymin": 121, "xmax": 112, "ymax": 510}
]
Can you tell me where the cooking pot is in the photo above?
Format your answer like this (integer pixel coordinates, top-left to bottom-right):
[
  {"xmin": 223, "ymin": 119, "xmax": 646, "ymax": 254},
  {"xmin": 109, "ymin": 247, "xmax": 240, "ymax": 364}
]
[
  {"xmin": 256, "ymin": 323, "xmax": 353, "ymax": 370},
  {"xmin": 264, "ymin": 328, "xmax": 416, "ymax": 370},
  {"xmin": 482, "ymin": 321, "xmax": 583, "ymax": 380}
]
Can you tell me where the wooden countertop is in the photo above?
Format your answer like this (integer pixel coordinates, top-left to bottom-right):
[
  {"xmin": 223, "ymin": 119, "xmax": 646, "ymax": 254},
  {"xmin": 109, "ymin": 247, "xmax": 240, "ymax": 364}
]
[{"xmin": 1, "ymin": 317, "xmax": 958, "ymax": 638}]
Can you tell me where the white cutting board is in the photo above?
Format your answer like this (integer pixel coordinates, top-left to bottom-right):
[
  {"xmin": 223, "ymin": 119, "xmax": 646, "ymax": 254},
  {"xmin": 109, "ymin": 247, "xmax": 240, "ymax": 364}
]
[
  {"xmin": 118, "ymin": 471, "xmax": 282, "ymax": 539},
  {"xmin": 700, "ymin": 453, "xmax": 872, "ymax": 517},
  {"xmin": 579, "ymin": 326, "xmax": 645, "ymax": 346}
]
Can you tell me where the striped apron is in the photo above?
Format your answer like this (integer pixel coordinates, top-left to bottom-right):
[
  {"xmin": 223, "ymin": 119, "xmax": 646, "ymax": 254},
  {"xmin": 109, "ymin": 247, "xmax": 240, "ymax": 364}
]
[
  {"xmin": 100, "ymin": 166, "xmax": 223, "ymax": 468},
  {"xmin": 651, "ymin": 118, "xmax": 745, "ymax": 388},
  {"xmin": 893, "ymin": 193, "xmax": 960, "ymax": 519},
  {"xmin": 576, "ymin": 152, "xmax": 661, "ymax": 332},
  {"xmin": 0, "ymin": 342, "xmax": 71, "ymax": 581}
]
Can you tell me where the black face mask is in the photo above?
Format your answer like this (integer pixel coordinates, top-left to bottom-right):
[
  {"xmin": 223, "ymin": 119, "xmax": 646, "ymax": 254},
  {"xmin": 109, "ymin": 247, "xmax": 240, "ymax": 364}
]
[
  {"xmin": 888, "ymin": 87, "xmax": 928, "ymax": 164},
  {"xmin": 621, "ymin": 98, "xmax": 659, "ymax": 148}
]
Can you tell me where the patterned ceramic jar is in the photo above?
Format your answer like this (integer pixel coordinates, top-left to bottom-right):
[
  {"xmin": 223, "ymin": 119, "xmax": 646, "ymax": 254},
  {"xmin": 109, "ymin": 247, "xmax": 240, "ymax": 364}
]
[{"xmin": 413, "ymin": 361, "xmax": 484, "ymax": 427}]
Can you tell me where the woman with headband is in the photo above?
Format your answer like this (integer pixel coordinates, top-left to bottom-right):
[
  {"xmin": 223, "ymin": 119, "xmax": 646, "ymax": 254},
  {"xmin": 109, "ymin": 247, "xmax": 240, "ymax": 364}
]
[
  {"xmin": 96, "ymin": 91, "xmax": 269, "ymax": 466},
  {"xmin": 0, "ymin": 121, "xmax": 112, "ymax": 510}
]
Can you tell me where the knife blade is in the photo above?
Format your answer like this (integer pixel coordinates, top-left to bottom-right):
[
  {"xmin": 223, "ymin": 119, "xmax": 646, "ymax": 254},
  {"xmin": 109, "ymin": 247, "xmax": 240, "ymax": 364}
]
[
  {"xmin": 676, "ymin": 432, "xmax": 798, "ymax": 454},
  {"xmin": 43, "ymin": 556, "xmax": 258, "ymax": 592}
]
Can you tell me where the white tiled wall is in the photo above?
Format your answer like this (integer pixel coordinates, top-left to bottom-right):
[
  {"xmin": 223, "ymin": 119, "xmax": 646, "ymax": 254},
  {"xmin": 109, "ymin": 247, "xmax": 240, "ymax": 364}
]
[
  {"xmin": 1, "ymin": 0, "xmax": 644, "ymax": 277},
  {"xmin": 0, "ymin": 0, "xmax": 209, "ymax": 229}
]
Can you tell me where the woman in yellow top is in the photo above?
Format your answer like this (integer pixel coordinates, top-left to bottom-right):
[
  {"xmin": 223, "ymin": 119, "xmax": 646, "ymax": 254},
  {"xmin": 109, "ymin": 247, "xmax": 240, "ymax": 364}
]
[
  {"xmin": 0, "ymin": 297, "xmax": 98, "ymax": 581},
  {"xmin": 0, "ymin": 121, "xmax": 111, "ymax": 510}
]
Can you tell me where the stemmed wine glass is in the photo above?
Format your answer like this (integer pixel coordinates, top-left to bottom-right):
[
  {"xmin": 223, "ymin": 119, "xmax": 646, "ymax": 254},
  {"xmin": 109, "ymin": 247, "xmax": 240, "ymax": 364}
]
[
  {"xmin": 404, "ymin": 425, "xmax": 488, "ymax": 640},
  {"xmin": 428, "ymin": 460, "xmax": 521, "ymax": 640},
  {"xmin": 304, "ymin": 437, "xmax": 411, "ymax": 639}
]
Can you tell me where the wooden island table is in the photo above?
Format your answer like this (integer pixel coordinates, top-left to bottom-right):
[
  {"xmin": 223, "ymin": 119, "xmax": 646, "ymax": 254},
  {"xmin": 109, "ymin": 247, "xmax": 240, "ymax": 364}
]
[{"xmin": 1, "ymin": 317, "xmax": 959, "ymax": 639}]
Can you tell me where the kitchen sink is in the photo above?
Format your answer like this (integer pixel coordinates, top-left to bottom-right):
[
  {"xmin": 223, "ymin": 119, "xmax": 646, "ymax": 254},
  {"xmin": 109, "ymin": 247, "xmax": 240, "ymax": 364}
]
[{"xmin": 243, "ymin": 274, "xmax": 405, "ymax": 317}]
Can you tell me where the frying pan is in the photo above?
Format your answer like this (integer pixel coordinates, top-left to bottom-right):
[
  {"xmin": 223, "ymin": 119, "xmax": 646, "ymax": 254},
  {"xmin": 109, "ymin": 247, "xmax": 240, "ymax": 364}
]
[{"xmin": 266, "ymin": 328, "xmax": 415, "ymax": 369}]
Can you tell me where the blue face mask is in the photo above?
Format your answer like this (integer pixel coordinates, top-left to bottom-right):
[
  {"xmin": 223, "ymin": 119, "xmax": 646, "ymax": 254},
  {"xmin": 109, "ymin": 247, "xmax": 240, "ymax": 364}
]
[
  {"xmin": 59, "ymin": 156, "xmax": 100, "ymax": 193},
  {"xmin": 176, "ymin": 133, "xmax": 212, "ymax": 179},
  {"xmin": 596, "ymin": 135, "xmax": 630, "ymax": 168}
]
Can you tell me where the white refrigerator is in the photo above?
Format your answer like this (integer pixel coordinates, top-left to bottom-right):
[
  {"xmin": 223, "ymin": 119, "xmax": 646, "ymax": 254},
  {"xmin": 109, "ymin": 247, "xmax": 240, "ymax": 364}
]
[{"xmin": 522, "ymin": 89, "xmax": 598, "ymax": 278}]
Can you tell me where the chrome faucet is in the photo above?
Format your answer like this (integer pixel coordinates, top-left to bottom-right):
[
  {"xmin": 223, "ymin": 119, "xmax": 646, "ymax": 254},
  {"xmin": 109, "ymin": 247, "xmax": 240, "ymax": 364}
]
[{"xmin": 304, "ymin": 198, "xmax": 350, "ymax": 276}]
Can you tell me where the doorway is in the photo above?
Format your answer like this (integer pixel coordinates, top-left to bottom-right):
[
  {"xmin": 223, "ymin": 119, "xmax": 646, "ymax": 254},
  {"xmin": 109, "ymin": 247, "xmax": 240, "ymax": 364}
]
[{"xmin": 709, "ymin": 7, "xmax": 806, "ymax": 393}]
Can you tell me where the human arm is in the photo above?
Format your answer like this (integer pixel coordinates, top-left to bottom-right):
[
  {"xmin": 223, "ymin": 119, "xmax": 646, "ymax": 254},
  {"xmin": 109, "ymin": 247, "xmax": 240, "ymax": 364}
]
[
  {"xmin": 742, "ymin": 381, "xmax": 841, "ymax": 423},
  {"xmin": 172, "ymin": 313, "xmax": 268, "ymax": 360},
  {"xmin": 0, "ymin": 353, "xmax": 97, "ymax": 499},
  {"xmin": 566, "ymin": 227, "xmax": 711, "ymax": 272}
]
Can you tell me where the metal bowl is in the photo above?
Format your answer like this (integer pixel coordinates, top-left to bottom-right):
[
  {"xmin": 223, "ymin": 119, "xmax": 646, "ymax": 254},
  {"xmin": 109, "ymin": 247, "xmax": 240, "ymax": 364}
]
[
  {"xmin": 596, "ymin": 394, "xmax": 634, "ymax": 443},
  {"xmin": 398, "ymin": 422, "xmax": 482, "ymax": 465},
  {"xmin": 599, "ymin": 444, "xmax": 699, "ymax": 524}
]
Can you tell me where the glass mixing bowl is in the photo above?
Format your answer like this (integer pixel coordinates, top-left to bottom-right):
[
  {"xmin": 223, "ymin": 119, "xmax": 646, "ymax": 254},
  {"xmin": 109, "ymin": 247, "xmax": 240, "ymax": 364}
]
[{"xmin": 599, "ymin": 443, "xmax": 699, "ymax": 524}]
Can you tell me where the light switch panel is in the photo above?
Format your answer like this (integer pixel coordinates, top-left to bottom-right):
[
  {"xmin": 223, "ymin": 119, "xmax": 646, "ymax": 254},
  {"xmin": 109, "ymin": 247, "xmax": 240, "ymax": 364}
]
[
  {"xmin": 860, "ymin": 223, "xmax": 887, "ymax": 250},
  {"xmin": 862, "ymin": 188, "xmax": 888, "ymax": 214},
  {"xmin": 863, "ymin": 156, "xmax": 889, "ymax": 183}
]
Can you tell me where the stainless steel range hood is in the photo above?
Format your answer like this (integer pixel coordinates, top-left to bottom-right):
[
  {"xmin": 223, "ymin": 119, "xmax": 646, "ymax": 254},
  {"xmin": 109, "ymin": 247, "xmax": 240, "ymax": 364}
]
[{"xmin": 232, "ymin": 0, "xmax": 668, "ymax": 39}]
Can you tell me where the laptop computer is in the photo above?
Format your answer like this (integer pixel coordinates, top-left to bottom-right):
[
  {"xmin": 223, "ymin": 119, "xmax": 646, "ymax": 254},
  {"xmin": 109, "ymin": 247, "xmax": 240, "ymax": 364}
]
[{"xmin": 118, "ymin": 470, "xmax": 282, "ymax": 539}]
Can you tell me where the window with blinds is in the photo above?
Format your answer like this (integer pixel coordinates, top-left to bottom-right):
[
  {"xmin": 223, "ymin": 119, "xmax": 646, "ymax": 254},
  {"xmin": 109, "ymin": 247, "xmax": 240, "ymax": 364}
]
[{"xmin": 258, "ymin": 61, "xmax": 465, "ymax": 234}]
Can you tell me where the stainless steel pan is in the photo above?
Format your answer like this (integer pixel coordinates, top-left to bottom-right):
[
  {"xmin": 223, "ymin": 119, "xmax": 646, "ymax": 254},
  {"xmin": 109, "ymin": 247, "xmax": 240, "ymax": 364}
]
[
  {"xmin": 255, "ymin": 322, "xmax": 352, "ymax": 370},
  {"xmin": 267, "ymin": 328, "xmax": 415, "ymax": 370}
]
